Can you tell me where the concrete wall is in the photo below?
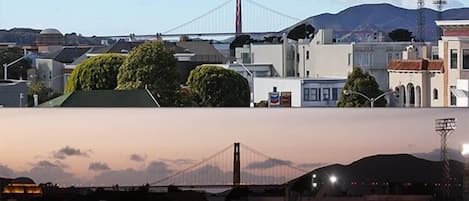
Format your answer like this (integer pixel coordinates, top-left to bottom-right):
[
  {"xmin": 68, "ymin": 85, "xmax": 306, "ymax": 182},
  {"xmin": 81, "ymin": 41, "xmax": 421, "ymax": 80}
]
[
  {"xmin": 35, "ymin": 59, "xmax": 65, "ymax": 93},
  {"xmin": 388, "ymin": 71, "xmax": 444, "ymax": 107},
  {"xmin": 299, "ymin": 43, "xmax": 353, "ymax": 79},
  {"xmin": 251, "ymin": 44, "xmax": 295, "ymax": 77}
]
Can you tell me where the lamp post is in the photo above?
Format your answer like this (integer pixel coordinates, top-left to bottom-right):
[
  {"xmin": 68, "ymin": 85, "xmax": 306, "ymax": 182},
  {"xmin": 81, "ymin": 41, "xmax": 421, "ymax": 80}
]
[
  {"xmin": 233, "ymin": 62, "xmax": 254, "ymax": 108},
  {"xmin": 343, "ymin": 90, "xmax": 397, "ymax": 108},
  {"xmin": 3, "ymin": 49, "xmax": 29, "ymax": 80}
]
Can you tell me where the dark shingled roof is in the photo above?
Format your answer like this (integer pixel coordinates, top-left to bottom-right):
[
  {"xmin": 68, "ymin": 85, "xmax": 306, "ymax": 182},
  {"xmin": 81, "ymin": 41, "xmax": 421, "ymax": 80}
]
[
  {"xmin": 89, "ymin": 40, "xmax": 145, "ymax": 54},
  {"xmin": 388, "ymin": 59, "xmax": 444, "ymax": 72},
  {"xmin": 43, "ymin": 47, "xmax": 92, "ymax": 64},
  {"xmin": 176, "ymin": 41, "xmax": 227, "ymax": 62},
  {"xmin": 40, "ymin": 89, "xmax": 159, "ymax": 107}
]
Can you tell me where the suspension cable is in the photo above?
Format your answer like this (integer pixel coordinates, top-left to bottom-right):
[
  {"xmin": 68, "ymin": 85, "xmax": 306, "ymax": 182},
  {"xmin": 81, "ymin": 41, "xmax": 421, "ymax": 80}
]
[
  {"xmin": 245, "ymin": 0, "xmax": 302, "ymax": 22},
  {"xmin": 150, "ymin": 144, "xmax": 233, "ymax": 185},
  {"xmin": 164, "ymin": 0, "xmax": 234, "ymax": 34}
]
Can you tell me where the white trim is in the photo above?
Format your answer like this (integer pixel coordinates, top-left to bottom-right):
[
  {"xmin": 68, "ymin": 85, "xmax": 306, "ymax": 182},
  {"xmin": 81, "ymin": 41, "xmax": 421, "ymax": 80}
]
[{"xmin": 436, "ymin": 20, "xmax": 469, "ymax": 26}]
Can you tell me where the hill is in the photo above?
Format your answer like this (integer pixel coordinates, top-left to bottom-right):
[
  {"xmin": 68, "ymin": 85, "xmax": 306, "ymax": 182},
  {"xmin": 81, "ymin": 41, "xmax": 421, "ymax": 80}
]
[{"xmin": 286, "ymin": 3, "xmax": 469, "ymax": 42}]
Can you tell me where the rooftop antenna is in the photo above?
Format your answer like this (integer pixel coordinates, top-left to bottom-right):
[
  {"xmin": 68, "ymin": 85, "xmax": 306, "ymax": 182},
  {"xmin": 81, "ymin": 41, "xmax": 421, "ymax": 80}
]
[
  {"xmin": 433, "ymin": 0, "xmax": 447, "ymax": 39},
  {"xmin": 417, "ymin": 0, "xmax": 425, "ymax": 42},
  {"xmin": 435, "ymin": 118, "xmax": 456, "ymax": 199}
]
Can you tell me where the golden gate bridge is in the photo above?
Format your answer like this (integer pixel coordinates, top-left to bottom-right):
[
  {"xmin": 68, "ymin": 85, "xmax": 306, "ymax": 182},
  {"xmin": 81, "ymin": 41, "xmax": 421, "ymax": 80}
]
[
  {"xmin": 99, "ymin": 0, "xmax": 304, "ymax": 40},
  {"xmin": 80, "ymin": 143, "xmax": 309, "ymax": 190}
]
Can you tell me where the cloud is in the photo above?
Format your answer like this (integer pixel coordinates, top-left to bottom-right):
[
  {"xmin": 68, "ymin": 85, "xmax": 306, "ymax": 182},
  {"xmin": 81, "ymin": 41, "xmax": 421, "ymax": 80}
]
[
  {"xmin": 297, "ymin": 163, "xmax": 326, "ymax": 170},
  {"xmin": 91, "ymin": 161, "xmax": 173, "ymax": 186},
  {"xmin": 246, "ymin": 159, "xmax": 294, "ymax": 169},
  {"xmin": 53, "ymin": 146, "xmax": 90, "ymax": 160},
  {"xmin": 0, "ymin": 164, "xmax": 15, "ymax": 177},
  {"xmin": 413, "ymin": 148, "xmax": 465, "ymax": 162},
  {"xmin": 129, "ymin": 154, "xmax": 147, "ymax": 162},
  {"xmin": 18, "ymin": 160, "xmax": 81, "ymax": 186},
  {"xmin": 160, "ymin": 158, "xmax": 196, "ymax": 166},
  {"xmin": 89, "ymin": 162, "xmax": 111, "ymax": 172}
]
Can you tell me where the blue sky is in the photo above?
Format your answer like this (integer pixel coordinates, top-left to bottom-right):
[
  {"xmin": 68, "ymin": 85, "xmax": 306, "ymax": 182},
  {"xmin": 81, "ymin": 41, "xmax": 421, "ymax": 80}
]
[{"xmin": 0, "ymin": 0, "xmax": 468, "ymax": 36}]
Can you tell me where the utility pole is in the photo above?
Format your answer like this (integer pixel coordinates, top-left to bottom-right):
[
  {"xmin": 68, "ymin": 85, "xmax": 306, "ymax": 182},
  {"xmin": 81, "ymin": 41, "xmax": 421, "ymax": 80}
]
[{"xmin": 235, "ymin": 0, "xmax": 242, "ymax": 34}]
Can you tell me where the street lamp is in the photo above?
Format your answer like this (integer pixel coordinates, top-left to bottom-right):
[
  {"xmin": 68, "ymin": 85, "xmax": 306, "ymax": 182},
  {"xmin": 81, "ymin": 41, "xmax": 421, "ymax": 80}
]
[
  {"xmin": 343, "ymin": 89, "xmax": 397, "ymax": 108},
  {"xmin": 233, "ymin": 61, "xmax": 254, "ymax": 108},
  {"xmin": 3, "ymin": 49, "xmax": 29, "ymax": 80}
]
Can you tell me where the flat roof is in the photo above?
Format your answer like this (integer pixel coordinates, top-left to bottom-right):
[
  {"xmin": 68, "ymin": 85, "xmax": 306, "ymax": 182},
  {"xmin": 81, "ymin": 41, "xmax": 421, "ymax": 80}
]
[
  {"xmin": 255, "ymin": 77, "xmax": 346, "ymax": 81},
  {"xmin": 436, "ymin": 20, "xmax": 469, "ymax": 27}
]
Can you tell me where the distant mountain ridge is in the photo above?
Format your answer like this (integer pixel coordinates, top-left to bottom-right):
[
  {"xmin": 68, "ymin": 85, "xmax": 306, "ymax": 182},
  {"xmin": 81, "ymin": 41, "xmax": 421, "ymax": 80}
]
[
  {"xmin": 311, "ymin": 154, "xmax": 463, "ymax": 183},
  {"xmin": 286, "ymin": 3, "xmax": 469, "ymax": 42}
]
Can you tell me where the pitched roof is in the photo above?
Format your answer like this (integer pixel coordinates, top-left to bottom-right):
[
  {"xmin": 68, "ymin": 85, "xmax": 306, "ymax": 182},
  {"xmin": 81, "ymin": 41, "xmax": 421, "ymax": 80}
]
[
  {"xmin": 42, "ymin": 47, "xmax": 92, "ymax": 64},
  {"xmin": 176, "ymin": 41, "xmax": 227, "ymax": 62},
  {"xmin": 40, "ymin": 89, "xmax": 159, "ymax": 107},
  {"xmin": 89, "ymin": 40, "xmax": 145, "ymax": 54},
  {"xmin": 388, "ymin": 59, "xmax": 444, "ymax": 72}
]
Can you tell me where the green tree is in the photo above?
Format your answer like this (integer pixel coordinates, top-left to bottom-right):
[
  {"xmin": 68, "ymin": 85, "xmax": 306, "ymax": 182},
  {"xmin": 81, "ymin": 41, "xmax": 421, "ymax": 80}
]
[
  {"xmin": 28, "ymin": 81, "xmax": 61, "ymax": 106},
  {"xmin": 388, "ymin": 29, "xmax": 413, "ymax": 42},
  {"xmin": 187, "ymin": 65, "xmax": 250, "ymax": 107},
  {"xmin": 337, "ymin": 67, "xmax": 386, "ymax": 107},
  {"xmin": 0, "ymin": 47, "xmax": 31, "ymax": 80},
  {"xmin": 116, "ymin": 41, "xmax": 179, "ymax": 106},
  {"xmin": 288, "ymin": 24, "xmax": 315, "ymax": 41},
  {"xmin": 65, "ymin": 54, "xmax": 125, "ymax": 93}
]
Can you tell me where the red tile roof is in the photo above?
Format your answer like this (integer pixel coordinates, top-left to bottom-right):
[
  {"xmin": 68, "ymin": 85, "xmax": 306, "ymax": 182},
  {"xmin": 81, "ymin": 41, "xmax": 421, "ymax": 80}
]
[{"xmin": 388, "ymin": 59, "xmax": 444, "ymax": 72}]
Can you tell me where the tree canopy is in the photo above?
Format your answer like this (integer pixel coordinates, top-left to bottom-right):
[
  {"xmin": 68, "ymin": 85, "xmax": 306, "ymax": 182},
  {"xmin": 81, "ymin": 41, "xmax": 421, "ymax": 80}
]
[
  {"xmin": 187, "ymin": 65, "xmax": 250, "ymax": 107},
  {"xmin": 388, "ymin": 29, "xmax": 413, "ymax": 42},
  {"xmin": 287, "ymin": 24, "xmax": 315, "ymax": 41},
  {"xmin": 65, "ymin": 54, "xmax": 125, "ymax": 93},
  {"xmin": 337, "ymin": 67, "xmax": 386, "ymax": 107},
  {"xmin": 0, "ymin": 47, "xmax": 31, "ymax": 80},
  {"xmin": 116, "ymin": 41, "xmax": 179, "ymax": 106}
]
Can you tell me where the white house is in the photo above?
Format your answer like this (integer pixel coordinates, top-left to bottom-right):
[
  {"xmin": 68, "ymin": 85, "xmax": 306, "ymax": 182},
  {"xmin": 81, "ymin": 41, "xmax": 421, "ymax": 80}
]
[{"xmin": 254, "ymin": 77, "xmax": 346, "ymax": 107}]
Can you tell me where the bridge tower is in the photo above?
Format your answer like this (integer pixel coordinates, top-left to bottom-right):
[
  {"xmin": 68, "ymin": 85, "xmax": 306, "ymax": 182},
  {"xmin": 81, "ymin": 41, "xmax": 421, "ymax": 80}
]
[
  {"xmin": 233, "ymin": 142, "xmax": 241, "ymax": 185},
  {"xmin": 236, "ymin": 0, "xmax": 242, "ymax": 34}
]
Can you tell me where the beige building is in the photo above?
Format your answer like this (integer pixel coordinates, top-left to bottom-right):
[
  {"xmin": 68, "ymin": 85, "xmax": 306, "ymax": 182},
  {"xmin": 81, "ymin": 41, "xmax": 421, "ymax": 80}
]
[
  {"xmin": 297, "ymin": 30, "xmax": 434, "ymax": 91},
  {"xmin": 389, "ymin": 20, "xmax": 469, "ymax": 107}
]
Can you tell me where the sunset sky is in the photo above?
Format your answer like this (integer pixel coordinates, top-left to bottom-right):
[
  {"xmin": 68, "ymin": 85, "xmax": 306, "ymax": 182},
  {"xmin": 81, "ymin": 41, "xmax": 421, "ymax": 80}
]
[{"xmin": 0, "ymin": 109, "xmax": 467, "ymax": 186}]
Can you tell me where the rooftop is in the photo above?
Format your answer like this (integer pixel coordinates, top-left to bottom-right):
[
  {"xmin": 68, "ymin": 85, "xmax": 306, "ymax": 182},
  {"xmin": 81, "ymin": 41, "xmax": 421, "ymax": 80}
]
[
  {"xmin": 40, "ymin": 28, "xmax": 62, "ymax": 35},
  {"xmin": 40, "ymin": 89, "xmax": 160, "ymax": 107},
  {"xmin": 436, "ymin": 20, "xmax": 469, "ymax": 27},
  {"xmin": 388, "ymin": 59, "xmax": 444, "ymax": 72}
]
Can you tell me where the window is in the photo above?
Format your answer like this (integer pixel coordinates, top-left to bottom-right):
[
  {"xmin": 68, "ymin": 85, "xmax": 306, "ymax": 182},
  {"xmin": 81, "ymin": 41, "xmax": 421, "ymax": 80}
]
[
  {"xmin": 323, "ymin": 88, "xmax": 330, "ymax": 101},
  {"xmin": 304, "ymin": 88, "xmax": 321, "ymax": 102},
  {"xmin": 433, "ymin": 89, "xmax": 438, "ymax": 100},
  {"xmin": 303, "ymin": 88, "xmax": 310, "ymax": 102},
  {"xmin": 306, "ymin": 51, "xmax": 310, "ymax": 60},
  {"xmin": 355, "ymin": 53, "xmax": 372, "ymax": 67},
  {"xmin": 450, "ymin": 86, "xmax": 457, "ymax": 106},
  {"xmin": 451, "ymin": 49, "xmax": 458, "ymax": 69},
  {"xmin": 464, "ymin": 49, "xmax": 469, "ymax": 70},
  {"xmin": 332, "ymin": 88, "xmax": 339, "ymax": 101}
]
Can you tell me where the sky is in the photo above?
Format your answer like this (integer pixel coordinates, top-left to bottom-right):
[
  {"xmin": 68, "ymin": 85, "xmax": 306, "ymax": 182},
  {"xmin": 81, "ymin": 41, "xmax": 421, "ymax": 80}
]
[
  {"xmin": 0, "ymin": 108, "xmax": 468, "ymax": 186},
  {"xmin": 0, "ymin": 0, "xmax": 468, "ymax": 36}
]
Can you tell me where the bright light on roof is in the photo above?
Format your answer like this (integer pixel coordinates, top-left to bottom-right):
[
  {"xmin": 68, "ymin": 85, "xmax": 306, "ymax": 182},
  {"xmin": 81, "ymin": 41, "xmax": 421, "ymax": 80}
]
[
  {"xmin": 462, "ymin": 144, "xmax": 469, "ymax": 156},
  {"xmin": 329, "ymin": 175, "xmax": 338, "ymax": 184}
]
